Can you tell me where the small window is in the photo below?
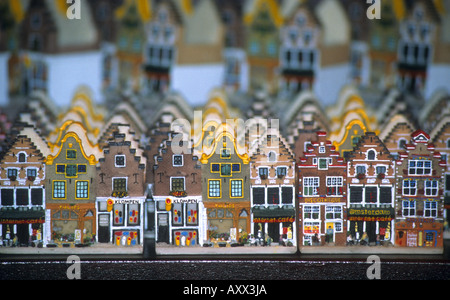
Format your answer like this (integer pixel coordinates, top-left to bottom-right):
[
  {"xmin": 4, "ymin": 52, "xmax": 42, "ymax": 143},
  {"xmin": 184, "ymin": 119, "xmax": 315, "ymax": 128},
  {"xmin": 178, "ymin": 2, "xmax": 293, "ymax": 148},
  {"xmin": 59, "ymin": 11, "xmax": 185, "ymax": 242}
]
[
  {"xmin": 173, "ymin": 155, "xmax": 183, "ymax": 166},
  {"xmin": 208, "ymin": 180, "xmax": 221, "ymax": 198},
  {"xmin": 53, "ymin": 181, "xmax": 66, "ymax": 198},
  {"xmin": 221, "ymin": 164, "xmax": 232, "ymax": 176},
  {"xmin": 66, "ymin": 150, "xmax": 76, "ymax": 159},
  {"xmin": 113, "ymin": 178, "xmax": 127, "ymax": 192},
  {"xmin": 425, "ymin": 180, "xmax": 438, "ymax": 196},
  {"xmin": 230, "ymin": 180, "xmax": 243, "ymax": 198},
  {"xmin": 66, "ymin": 165, "xmax": 77, "ymax": 177},
  {"xmin": 319, "ymin": 146, "xmax": 325, "ymax": 153},
  {"xmin": 56, "ymin": 165, "xmax": 65, "ymax": 173},
  {"xmin": 115, "ymin": 155, "xmax": 126, "ymax": 167},
  {"xmin": 356, "ymin": 166, "xmax": 366, "ymax": 174},
  {"xmin": 232, "ymin": 164, "xmax": 240, "ymax": 172},
  {"xmin": 268, "ymin": 151, "xmax": 277, "ymax": 162},
  {"xmin": 402, "ymin": 200, "xmax": 416, "ymax": 216},
  {"xmin": 277, "ymin": 167, "xmax": 287, "ymax": 178},
  {"xmin": 18, "ymin": 153, "xmax": 26, "ymax": 162},
  {"xmin": 211, "ymin": 164, "xmax": 220, "ymax": 172},
  {"xmin": 403, "ymin": 179, "xmax": 417, "ymax": 196},
  {"xmin": 27, "ymin": 168, "xmax": 37, "ymax": 178},
  {"xmin": 77, "ymin": 164, "xmax": 87, "ymax": 173},
  {"xmin": 7, "ymin": 168, "xmax": 18, "ymax": 179},
  {"xmin": 318, "ymin": 158, "xmax": 328, "ymax": 169},
  {"xmin": 76, "ymin": 181, "xmax": 89, "ymax": 199},
  {"xmin": 367, "ymin": 150, "xmax": 376, "ymax": 160},
  {"xmin": 221, "ymin": 148, "xmax": 231, "ymax": 159},
  {"xmin": 171, "ymin": 177, "xmax": 185, "ymax": 192},
  {"xmin": 303, "ymin": 177, "xmax": 319, "ymax": 196},
  {"xmin": 259, "ymin": 167, "xmax": 269, "ymax": 179},
  {"xmin": 376, "ymin": 166, "xmax": 386, "ymax": 174}
]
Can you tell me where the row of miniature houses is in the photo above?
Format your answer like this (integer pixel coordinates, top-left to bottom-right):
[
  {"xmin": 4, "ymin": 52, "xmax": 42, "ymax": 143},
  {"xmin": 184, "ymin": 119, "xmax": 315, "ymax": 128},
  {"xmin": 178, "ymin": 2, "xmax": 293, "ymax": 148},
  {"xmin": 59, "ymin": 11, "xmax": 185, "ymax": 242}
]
[
  {"xmin": 0, "ymin": 120, "xmax": 148, "ymax": 247},
  {"xmin": 147, "ymin": 118, "xmax": 447, "ymax": 249},
  {"xmin": 0, "ymin": 85, "xmax": 449, "ymax": 249}
]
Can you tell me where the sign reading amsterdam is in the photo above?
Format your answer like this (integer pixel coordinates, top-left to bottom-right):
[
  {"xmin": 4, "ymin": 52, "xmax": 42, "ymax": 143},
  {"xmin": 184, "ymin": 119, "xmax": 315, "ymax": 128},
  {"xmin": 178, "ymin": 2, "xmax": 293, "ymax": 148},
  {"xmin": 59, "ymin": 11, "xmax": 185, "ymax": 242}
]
[{"xmin": 348, "ymin": 207, "xmax": 395, "ymax": 221}]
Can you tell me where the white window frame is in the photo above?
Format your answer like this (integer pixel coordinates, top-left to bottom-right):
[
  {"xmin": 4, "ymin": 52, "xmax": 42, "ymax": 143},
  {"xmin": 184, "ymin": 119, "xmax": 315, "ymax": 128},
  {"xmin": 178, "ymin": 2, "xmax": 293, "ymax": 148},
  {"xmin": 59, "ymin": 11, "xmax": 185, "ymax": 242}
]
[
  {"xmin": 172, "ymin": 154, "xmax": 184, "ymax": 167},
  {"xmin": 424, "ymin": 201, "xmax": 437, "ymax": 218},
  {"xmin": 303, "ymin": 205, "xmax": 320, "ymax": 220},
  {"xmin": 115, "ymin": 155, "xmax": 126, "ymax": 168},
  {"xmin": 303, "ymin": 177, "xmax": 319, "ymax": 196},
  {"xmin": 170, "ymin": 176, "xmax": 185, "ymax": 192},
  {"xmin": 326, "ymin": 176, "xmax": 343, "ymax": 196},
  {"xmin": 408, "ymin": 160, "xmax": 432, "ymax": 175},
  {"xmin": 424, "ymin": 179, "xmax": 438, "ymax": 196},
  {"xmin": 402, "ymin": 200, "xmax": 416, "ymax": 217},
  {"xmin": 402, "ymin": 179, "xmax": 417, "ymax": 196}
]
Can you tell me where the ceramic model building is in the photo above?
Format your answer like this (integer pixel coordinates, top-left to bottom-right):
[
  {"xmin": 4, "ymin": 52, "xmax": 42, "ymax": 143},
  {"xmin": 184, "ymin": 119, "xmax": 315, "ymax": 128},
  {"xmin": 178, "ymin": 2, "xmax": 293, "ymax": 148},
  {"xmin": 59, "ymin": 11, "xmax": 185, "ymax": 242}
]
[{"xmin": 0, "ymin": 0, "xmax": 449, "ymax": 255}]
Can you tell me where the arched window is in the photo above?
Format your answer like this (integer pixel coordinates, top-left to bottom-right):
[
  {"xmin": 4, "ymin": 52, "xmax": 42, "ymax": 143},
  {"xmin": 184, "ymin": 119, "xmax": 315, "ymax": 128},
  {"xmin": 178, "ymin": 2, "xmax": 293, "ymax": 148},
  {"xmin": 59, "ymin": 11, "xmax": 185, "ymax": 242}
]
[
  {"xmin": 18, "ymin": 153, "xmax": 26, "ymax": 163},
  {"xmin": 399, "ymin": 139, "xmax": 407, "ymax": 149},
  {"xmin": 367, "ymin": 150, "xmax": 376, "ymax": 160},
  {"xmin": 268, "ymin": 151, "xmax": 277, "ymax": 162}
]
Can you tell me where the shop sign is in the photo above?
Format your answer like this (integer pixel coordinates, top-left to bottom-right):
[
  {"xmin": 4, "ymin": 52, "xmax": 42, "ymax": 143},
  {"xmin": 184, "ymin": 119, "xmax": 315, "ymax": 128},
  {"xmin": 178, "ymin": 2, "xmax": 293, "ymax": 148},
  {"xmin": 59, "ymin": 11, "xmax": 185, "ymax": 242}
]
[
  {"xmin": 0, "ymin": 218, "xmax": 44, "ymax": 224},
  {"xmin": 304, "ymin": 197, "xmax": 343, "ymax": 203},
  {"xmin": 215, "ymin": 203, "xmax": 235, "ymax": 209},
  {"xmin": 253, "ymin": 217, "xmax": 295, "ymax": 223},
  {"xmin": 172, "ymin": 198, "xmax": 199, "ymax": 204},
  {"xmin": 348, "ymin": 207, "xmax": 394, "ymax": 222},
  {"xmin": 405, "ymin": 218, "xmax": 434, "ymax": 224},
  {"xmin": 59, "ymin": 205, "xmax": 80, "ymax": 210},
  {"xmin": 113, "ymin": 199, "xmax": 140, "ymax": 204}
]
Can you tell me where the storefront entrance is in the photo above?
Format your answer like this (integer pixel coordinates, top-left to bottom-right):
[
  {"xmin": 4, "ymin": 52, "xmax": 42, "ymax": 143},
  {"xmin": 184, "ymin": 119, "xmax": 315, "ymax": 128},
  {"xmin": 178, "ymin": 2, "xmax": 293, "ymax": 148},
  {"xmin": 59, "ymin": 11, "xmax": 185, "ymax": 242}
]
[{"xmin": 157, "ymin": 213, "xmax": 170, "ymax": 244}]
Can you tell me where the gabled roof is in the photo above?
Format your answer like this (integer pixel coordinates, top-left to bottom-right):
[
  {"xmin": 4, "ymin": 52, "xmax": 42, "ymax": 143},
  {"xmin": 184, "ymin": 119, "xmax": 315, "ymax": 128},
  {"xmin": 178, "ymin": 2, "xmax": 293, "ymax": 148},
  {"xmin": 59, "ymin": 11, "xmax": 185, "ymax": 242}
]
[
  {"xmin": 411, "ymin": 129, "xmax": 430, "ymax": 143},
  {"xmin": 244, "ymin": 0, "xmax": 284, "ymax": 28}
]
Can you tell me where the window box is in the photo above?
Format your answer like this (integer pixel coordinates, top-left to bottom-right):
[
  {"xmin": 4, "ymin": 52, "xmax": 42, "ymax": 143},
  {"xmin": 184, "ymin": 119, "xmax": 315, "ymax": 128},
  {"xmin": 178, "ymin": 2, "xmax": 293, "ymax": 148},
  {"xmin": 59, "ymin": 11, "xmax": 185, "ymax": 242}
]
[
  {"xmin": 169, "ymin": 190, "xmax": 187, "ymax": 198},
  {"xmin": 8, "ymin": 175, "xmax": 16, "ymax": 181},
  {"xmin": 357, "ymin": 173, "xmax": 365, "ymax": 180},
  {"xmin": 377, "ymin": 173, "xmax": 385, "ymax": 180},
  {"xmin": 112, "ymin": 191, "xmax": 128, "ymax": 198},
  {"xmin": 28, "ymin": 176, "xmax": 36, "ymax": 181}
]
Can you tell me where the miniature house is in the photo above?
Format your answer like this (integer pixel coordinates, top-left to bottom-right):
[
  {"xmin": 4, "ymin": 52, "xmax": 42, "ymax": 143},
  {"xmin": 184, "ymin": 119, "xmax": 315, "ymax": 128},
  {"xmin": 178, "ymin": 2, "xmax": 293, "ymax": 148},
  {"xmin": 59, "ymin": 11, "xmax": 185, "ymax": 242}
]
[
  {"xmin": 297, "ymin": 131, "xmax": 347, "ymax": 246},
  {"xmin": 96, "ymin": 123, "xmax": 147, "ymax": 246},
  {"xmin": 394, "ymin": 129, "xmax": 446, "ymax": 247},
  {"xmin": 0, "ymin": 124, "xmax": 50, "ymax": 246},
  {"xmin": 346, "ymin": 132, "xmax": 396, "ymax": 245},
  {"xmin": 45, "ymin": 121, "xmax": 101, "ymax": 245},
  {"xmin": 250, "ymin": 129, "xmax": 296, "ymax": 247}
]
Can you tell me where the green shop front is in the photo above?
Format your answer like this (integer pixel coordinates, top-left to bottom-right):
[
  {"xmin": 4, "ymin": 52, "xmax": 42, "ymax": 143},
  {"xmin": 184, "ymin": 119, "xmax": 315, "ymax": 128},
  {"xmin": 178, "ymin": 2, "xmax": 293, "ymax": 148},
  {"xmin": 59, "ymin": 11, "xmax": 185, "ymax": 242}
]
[
  {"xmin": 251, "ymin": 206, "xmax": 296, "ymax": 245},
  {"xmin": 0, "ymin": 208, "xmax": 45, "ymax": 246}
]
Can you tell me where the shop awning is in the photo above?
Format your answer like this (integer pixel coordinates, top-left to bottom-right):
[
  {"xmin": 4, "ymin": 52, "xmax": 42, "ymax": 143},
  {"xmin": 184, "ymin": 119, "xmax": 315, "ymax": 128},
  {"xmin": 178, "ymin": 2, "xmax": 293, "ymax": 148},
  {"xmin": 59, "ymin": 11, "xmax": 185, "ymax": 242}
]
[
  {"xmin": 252, "ymin": 206, "xmax": 296, "ymax": 223},
  {"xmin": 0, "ymin": 208, "xmax": 45, "ymax": 224}
]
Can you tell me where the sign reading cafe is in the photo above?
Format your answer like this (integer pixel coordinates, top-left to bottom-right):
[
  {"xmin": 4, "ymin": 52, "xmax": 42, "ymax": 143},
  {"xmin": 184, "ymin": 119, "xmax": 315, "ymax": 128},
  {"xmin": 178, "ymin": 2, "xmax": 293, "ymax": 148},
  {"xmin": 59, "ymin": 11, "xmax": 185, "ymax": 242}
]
[{"xmin": 347, "ymin": 207, "xmax": 395, "ymax": 222}]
